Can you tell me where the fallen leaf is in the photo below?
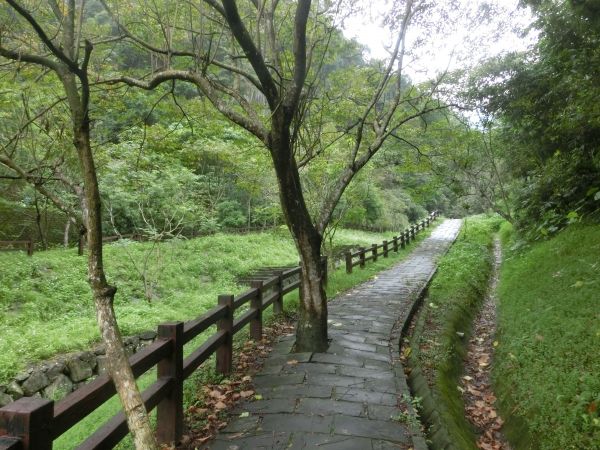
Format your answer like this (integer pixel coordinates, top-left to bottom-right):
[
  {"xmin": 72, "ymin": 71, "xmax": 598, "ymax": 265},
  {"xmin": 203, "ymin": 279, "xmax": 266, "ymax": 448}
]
[
  {"xmin": 587, "ymin": 401, "xmax": 597, "ymax": 414},
  {"xmin": 240, "ymin": 390, "xmax": 255, "ymax": 398}
]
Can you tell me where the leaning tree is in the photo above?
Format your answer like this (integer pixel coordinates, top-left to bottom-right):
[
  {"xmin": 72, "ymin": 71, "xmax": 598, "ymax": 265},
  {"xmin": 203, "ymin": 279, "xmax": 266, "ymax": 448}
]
[
  {"xmin": 0, "ymin": 1, "xmax": 158, "ymax": 448},
  {"xmin": 100, "ymin": 0, "xmax": 449, "ymax": 352}
]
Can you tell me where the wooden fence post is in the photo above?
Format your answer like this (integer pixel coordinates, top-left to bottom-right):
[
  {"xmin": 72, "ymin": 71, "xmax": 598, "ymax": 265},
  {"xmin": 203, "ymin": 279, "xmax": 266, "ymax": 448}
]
[
  {"xmin": 421, "ymin": 220, "xmax": 425, "ymax": 231},
  {"xmin": 359, "ymin": 247, "xmax": 366, "ymax": 268},
  {"xmin": 274, "ymin": 272, "xmax": 284, "ymax": 315},
  {"xmin": 26, "ymin": 240, "xmax": 33, "ymax": 257},
  {"xmin": 400, "ymin": 232, "xmax": 406, "ymax": 249},
  {"xmin": 393, "ymin": 236, "xmax": 398, "ymax": 252},
  {"xmin": 78, "ymin": 233, "xmax": 85, "ymax": 256},
  {"xmin": 0, "ymin": 397, "xmax": 53, "ymax": 450},
  {"xmin": 411, "ymin": 225, "xmax": 415, "ymax": 240},
  {"xmin": 426, "ymin": 217, "xmax": 430, "ymax": 227},
  {"xmin": 383, "ymin": 240, "xmax": 389, "ymax": 257},
  {"xmin": 250, "ymin": 281, "xmax": 263, "ymax": 341},
  {"xmin": 371, "ymin": 244, "xmax": 378, "ymax": 262},
  {"xmin": 405, "ymin": 229, "xmax": 410, "ymax": 244},
  {"xmin": 345, "ymin": 252, "xmax": 353, "ymax": 274},
  {"xmin": 216, "ymin": 295, "xmax": 234, "ymax": 375},
  {"xmin": 156, "ymin": 321, "xmax": 184, "ymax": 446}
]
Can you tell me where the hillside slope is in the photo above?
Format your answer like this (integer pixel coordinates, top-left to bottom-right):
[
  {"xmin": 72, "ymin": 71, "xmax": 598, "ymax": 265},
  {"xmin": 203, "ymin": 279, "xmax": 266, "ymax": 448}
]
[{"xmin": 495, "ymin": 223, "xmax": 600, "ymax": 449}]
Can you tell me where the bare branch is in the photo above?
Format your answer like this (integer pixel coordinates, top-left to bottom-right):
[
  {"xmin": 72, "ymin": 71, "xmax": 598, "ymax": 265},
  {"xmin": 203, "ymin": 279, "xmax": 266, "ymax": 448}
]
[
  {"xmin": 0, "ymin": 154, "xmax": 83, "ymax": 226},
  {"xmin": 110, "ymin": 70, "xmax": 269, "ymax": 143},
  {"xmin": 221, "ymin": 0, "xmax": 279, "ymax": 108},
  {"xmin": 5, "ymin": 0, "xmax": 80, "ymax": 73}
]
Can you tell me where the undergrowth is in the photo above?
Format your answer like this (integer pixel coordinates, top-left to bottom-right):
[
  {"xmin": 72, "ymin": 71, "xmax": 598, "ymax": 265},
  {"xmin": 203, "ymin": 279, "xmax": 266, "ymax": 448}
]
[
  {"xmin": 494, "ymin": 223, "xmax": 600, "ymax": 450},
  {"xmin": 0, "ymin": 227, "xmax": 411, "ymax": 383}
]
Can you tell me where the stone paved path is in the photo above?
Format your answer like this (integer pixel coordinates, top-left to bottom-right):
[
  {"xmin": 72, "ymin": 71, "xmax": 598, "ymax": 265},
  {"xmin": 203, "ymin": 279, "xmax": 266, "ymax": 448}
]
[{"xmin": 207, "ymin": 219, "xmax": 462, "ymax": 450}]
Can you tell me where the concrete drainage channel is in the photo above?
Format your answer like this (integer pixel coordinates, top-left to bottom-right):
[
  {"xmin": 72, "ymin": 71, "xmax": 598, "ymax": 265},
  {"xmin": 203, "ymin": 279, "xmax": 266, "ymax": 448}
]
[{"xmin": 399, "ymin": 235, "xmax": 508, "ymax": 450}]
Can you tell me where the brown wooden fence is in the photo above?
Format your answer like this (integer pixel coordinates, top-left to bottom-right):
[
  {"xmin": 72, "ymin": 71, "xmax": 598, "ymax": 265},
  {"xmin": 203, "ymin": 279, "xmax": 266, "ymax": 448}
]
[
  {"xmin": 0, "ymin": 212, "xmax": 438, "ymax": 450},
  {"xmin": 344, "ymin": 212, "xmax": 437, "ymax": 273},
  {"xmin": 0, "ymin": 240, "xmax": 34, "ymax": 256}
]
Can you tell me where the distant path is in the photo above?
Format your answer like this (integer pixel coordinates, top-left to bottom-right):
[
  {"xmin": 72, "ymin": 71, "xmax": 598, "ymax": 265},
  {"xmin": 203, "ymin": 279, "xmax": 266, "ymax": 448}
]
[{"xmin": 207, "ymin": 219, "xmax": 462, "ymax": 450}]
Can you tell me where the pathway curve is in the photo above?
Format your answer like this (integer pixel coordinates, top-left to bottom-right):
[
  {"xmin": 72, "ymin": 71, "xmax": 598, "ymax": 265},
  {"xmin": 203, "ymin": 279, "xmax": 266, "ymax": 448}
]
[{"xmin": 207, "ymin": 219, "xmax": 462, "ymax": 450}]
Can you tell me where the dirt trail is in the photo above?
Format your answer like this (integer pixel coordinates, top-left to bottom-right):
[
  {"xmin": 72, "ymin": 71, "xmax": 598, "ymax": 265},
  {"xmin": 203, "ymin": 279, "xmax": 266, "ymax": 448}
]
[{"xmin": 460, "ymin": 238, "xmax": 510, "ymax": 450}]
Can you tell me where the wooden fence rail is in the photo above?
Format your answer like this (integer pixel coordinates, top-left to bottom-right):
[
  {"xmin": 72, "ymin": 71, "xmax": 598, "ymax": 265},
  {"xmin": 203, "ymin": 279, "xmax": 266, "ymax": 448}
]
[
  {"xmin": 0, "ymin": 212, "xmax": 438, "ymax": 450},
  {"xmin": 344, "ymin": 211, "xmax": 438, "ymax": 274},
  {"xmin": 0, "ymin": 240, "xmax": 33, "ymax": 256}
]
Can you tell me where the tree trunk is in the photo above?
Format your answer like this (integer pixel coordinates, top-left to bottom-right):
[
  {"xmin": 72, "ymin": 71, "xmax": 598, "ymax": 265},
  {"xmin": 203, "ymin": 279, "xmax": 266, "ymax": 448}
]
[
  {"xmin": 72, "ymin": 109, "xmax": 158, "ymax": 449},
  {"xmin": 64, "ymin": 218, "xmax": 72, "ymax": 248},
  {"xmin": 33, "ymin": 194, "xmax": 48, "ymax": 250},
  {"xmin": 269, "ymin": 121, "xmax": 328, "ymax": 352}
]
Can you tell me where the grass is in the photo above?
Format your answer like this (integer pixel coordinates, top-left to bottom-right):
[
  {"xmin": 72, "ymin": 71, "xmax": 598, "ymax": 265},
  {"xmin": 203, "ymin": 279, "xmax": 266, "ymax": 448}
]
[
  {"xmin": 0, "ymin": 227, "xmax": 414, "ymax": 383},
  {"xmin": 406, "ymin": 214, "xmax": 502, "ymax": 449},
  {"xmin": 0, "ymin": 222, "xmax": 437, "ymax": 449},
  {"xmin": 494, "ymin": 222, "xmax": 600, "ymax": 450}
]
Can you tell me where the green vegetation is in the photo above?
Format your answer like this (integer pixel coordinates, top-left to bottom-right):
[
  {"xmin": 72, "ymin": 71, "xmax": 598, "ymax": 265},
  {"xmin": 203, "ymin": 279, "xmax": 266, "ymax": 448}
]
[
  {"xmin": 0, "ymin": 225, "xmax": 432, "ymax": 384},
  {"xmin": 406, "ymin": 214, "xmax": 502, "ymax": 449},
  {"xmin": 466, "ymin": 1, "xmax": 600, "ymax": 237},
  {"xmin": 494, "ymin": 223, "xmax": 600, "ymax": 449}
]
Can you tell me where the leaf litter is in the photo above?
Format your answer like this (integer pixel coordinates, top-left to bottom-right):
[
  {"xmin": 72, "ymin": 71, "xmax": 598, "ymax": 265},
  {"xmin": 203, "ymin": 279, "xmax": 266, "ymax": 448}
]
[
  {"xmin": 176, "ymin": 317, "xmax": 295, "ymax": 449},
  {"xmin": 460, "ymin": 240, "xmax": 510, "ymax": 450}
]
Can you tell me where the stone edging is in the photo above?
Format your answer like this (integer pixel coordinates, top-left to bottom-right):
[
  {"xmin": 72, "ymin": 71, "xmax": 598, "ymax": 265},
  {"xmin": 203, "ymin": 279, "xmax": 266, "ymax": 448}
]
[
  {"xmin": 0, "ymin": 330, "xmax": 158, "ymax": 407},
  {"xmin": 391, "ymin": 268, "xmax": 442, "ymax": 450},
  {"xmin": 397, "ymin": 225, "xmax": 463, "ymax": 450}
]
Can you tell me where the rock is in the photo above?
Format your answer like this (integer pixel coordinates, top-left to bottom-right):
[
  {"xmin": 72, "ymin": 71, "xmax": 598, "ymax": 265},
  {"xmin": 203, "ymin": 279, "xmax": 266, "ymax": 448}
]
[
  {"xmin": 139, "ymin": 339, "xmax": 154, "ymax": 348},
  {"xmin": 0, "ymin": 392, "xmax": 13, "ymax": 407},
  {"xmin": 93, "ymin": 345, "xmax": 106, "ymax": 356},
  {"xmin": 67, "ymin": 357, "xmax": 93, "ymax": 382},
  {"xmin": 79, "ymin": 352, "xmax": 97, "ymax": 369},
  {"xmin": 6, "ymin": 381, "xmax": 23, "ymax": 399},
  {"xmin": 139, "ymin": 330, "xmax": 157, "ymax": 340},
  {"xmin": 46, "ymin": 361, "xmax": 67, "ymax": 381},
  {"xmin": 124, "ymin": 336, "xmax": 140, "ymax": 347},
  {"xmin": 96, "ymin": 356, "xmax": 110, "ymax": 375},
  {"xmin": 43, "ymin": 374, "xmax": 73, "ymax": 401},
  {"xmin": 14, "ymin": 370, "xmax": 31, "ymax": 382},
  {"xmin": 21, "ymin": 370, "xmax": 50, "ymax": 396}
]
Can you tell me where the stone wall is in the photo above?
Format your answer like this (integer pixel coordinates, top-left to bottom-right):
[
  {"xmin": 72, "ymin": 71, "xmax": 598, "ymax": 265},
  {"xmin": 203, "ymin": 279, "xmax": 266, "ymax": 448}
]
[{"xmin": 0, "ymin": 330, "xmax": 157, "ymax": 407}]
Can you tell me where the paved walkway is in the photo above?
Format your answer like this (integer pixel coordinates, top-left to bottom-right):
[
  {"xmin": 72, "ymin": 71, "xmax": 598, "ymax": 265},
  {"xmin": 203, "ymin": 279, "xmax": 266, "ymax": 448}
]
[{"xmin": 207, "ymin": 219, "xmax": 462, "ymax": 450}]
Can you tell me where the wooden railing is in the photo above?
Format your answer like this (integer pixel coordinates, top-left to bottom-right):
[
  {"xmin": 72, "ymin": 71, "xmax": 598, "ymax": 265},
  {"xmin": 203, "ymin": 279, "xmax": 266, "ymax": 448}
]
[
  {"xmin": 0, "ymin": 212, "xmax": 438, "ymax": 450},
  {"xmin": 344, "ymin": 211, "xmax": 438, "ymax": 273},
  {"xmin": 0, "ymin": 240, "xmax": 34, "ymax": 256}
]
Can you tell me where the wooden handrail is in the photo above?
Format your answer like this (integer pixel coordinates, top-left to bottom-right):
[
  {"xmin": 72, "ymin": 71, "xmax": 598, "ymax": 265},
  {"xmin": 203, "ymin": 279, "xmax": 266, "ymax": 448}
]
[{"xmin": 344, "ymin": 212, "xmax": 438, "ymax": 273}]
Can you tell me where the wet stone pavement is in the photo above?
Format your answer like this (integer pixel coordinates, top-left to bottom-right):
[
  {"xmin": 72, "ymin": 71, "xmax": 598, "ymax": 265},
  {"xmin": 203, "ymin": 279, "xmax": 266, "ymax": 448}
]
[{"xmin": 206, "ymin": 219, "xmax": 462, "ymax": 450}]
